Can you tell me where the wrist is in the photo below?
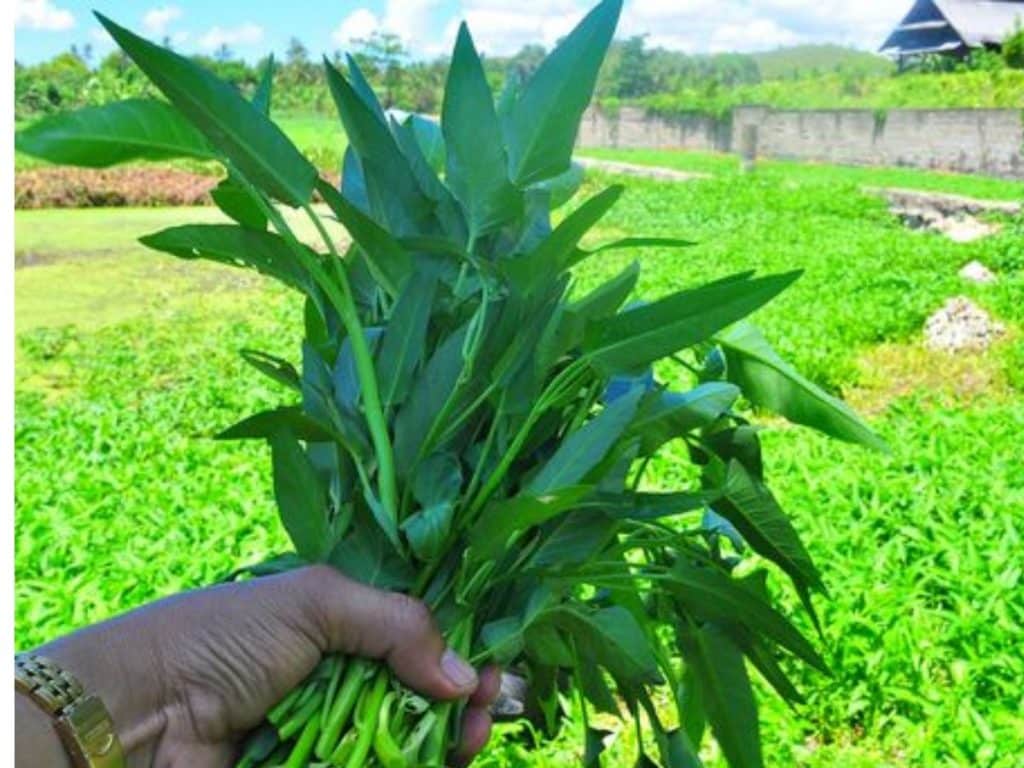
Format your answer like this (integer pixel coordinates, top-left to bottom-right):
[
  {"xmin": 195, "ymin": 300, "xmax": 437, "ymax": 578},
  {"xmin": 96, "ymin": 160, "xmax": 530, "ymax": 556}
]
[
  {"xmin": 37, "ymin": 626, "xmax": 169, "ymax": 768},
  {"xmin": 16, "ymin": 691, "xmax": 73, "ymax": 768}
]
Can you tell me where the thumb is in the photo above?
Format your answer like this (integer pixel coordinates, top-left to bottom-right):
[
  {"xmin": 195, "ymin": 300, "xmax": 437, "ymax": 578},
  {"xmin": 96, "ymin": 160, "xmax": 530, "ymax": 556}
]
[{"xmin": 295, "ymin": 565, "xmax": 479, "ymax": 700}]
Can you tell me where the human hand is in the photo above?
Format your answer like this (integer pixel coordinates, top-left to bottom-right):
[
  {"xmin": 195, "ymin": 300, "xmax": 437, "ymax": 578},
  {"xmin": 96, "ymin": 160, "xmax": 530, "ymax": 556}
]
[{"xmin": 27, "ymin": 565, "xmax": 500, "ymax": 767}]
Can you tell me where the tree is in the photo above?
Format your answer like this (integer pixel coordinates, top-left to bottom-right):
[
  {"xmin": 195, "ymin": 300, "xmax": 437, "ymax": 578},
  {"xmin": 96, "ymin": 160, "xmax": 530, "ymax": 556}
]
[
  {"xmin": 612, "ymin": 35, "xmax": 655, "ymax": 97},
  {"xmin": 351, "ymin": 31, "xmax": 408, "ymax": 107},
  {"xmin": 1004, "ymin": 23, "xmax": 1024, "ymax": 69}
]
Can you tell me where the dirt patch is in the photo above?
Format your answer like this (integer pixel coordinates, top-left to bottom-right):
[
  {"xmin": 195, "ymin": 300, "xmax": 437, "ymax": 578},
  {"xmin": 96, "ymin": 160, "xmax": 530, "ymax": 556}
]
[
  {"xmin": 575, "ymin": 156, "xmax": 710, "ymax": 182},
  {"xmin": 868, "ymin": 187, "xmax": 1021, "ymax": 243},
  {"xmin": 851, "ymin": 339, "xmax": 1015, "ymax": 414}
]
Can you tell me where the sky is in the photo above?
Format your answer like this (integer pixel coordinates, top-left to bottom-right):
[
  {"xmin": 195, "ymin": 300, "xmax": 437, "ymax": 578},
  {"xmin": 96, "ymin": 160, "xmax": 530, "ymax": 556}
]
[{"xmin": 13, "ymin": 0, "xmax": 909, "ymax": 65}]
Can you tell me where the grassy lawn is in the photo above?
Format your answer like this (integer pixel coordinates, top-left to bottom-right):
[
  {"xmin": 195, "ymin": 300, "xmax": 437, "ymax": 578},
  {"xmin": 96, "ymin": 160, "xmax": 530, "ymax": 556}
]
[{"xmin": 14, "ymin": 164, "xmax": 1024, "ymax": 767}]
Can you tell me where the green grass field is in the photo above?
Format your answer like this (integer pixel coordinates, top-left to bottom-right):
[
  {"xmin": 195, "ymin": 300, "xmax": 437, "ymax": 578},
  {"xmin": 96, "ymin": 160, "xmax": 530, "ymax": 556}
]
[{"xmin": 14, "ymin": 158, "xmax": 1024, "ymax": 767}]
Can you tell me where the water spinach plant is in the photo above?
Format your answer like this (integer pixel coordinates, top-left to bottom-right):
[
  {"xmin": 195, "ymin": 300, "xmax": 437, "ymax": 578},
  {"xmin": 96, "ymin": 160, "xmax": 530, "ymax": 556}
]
[{"xmin": 17, "ymin": 2, "xmax": 887, "ymax": 766}]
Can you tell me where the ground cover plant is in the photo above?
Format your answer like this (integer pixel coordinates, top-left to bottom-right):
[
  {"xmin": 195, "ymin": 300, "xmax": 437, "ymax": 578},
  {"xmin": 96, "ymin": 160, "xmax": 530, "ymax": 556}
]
[
  {"xmin": 13, "ymin": 3, "xmax": 896, "ymax": 768},
  {"xmin": 15, "ymin": 160, "xmax": 1024, "ymax": 768}
]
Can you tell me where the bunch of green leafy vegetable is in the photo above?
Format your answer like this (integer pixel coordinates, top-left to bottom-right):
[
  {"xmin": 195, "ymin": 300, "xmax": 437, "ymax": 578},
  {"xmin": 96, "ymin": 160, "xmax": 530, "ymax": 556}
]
[{"xmin": 15, "ymin": 1, "xmax": 887, "ymax": 766}]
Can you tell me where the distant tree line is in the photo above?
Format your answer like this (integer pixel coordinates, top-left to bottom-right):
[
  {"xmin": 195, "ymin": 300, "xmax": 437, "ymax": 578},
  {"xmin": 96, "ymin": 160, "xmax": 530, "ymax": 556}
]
[{"xmin": 14, "ymin": 29, "xmax": 1024, "ymax": 122}]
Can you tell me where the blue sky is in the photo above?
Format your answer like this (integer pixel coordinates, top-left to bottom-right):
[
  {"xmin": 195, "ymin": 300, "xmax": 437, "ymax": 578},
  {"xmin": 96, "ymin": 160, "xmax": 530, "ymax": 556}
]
[{"xmin": 15, "ymin": 0, "xmax": 907, "ymax": 65}]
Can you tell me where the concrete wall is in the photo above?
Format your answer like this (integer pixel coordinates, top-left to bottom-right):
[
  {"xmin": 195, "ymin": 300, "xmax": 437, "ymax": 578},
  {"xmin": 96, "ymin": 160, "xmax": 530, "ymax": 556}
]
[{"xmin": 577, "ymin": 105, "xmax": 1024, "ymax": 179}]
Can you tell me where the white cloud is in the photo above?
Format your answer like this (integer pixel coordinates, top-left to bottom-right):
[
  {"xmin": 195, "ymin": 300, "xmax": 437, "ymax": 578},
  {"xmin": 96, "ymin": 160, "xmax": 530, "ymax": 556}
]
[
  {"xmin": 142, "ymin": 5, "xmax": 182, "ymax": 36},
  {"xmin": 333, "ymin": 0, "xmax": 448, "ymax": 55},
  {"xmin": 198, "ymin": 22, "xmax": 264, "ymax": 51},
  {"xmin": 333, "ymin": 8, "xmax": 380, "ymax": 47},
  {"xmin": 14, "ymin": 0, "xmax": 75, "ymax": 31},
  {"xmin": 455, "ymin": 0, "xmax": 585, "ymax": 55}
]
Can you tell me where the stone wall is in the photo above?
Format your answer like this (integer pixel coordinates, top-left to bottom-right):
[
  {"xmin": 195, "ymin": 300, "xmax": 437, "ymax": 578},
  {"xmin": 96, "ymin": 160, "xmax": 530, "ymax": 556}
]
[{"xmin": 577, "ymin": 105, "xmax": 1024, "ymax": 179}]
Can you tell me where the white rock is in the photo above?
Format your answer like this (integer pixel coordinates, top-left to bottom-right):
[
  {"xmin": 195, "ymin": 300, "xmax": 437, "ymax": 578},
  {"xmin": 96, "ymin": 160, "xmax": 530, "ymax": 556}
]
[
  {"xmin": 958, "ymin": 261, "xmax": 997, "ymax": 284},
  {"xmin": 924, "ymin": 297, "xmax": 1005, "ymax": 352}
]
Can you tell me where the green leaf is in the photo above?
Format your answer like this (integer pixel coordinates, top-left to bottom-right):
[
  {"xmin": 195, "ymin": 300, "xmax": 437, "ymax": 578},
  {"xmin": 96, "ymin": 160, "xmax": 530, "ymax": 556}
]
[
  {"xmin": 139, "ymin": 224, "xmax": 313, "ymax": 293},
  {"xmin": 15, "ymin": 98, "xmax": 216, "ymax": 166},
  {"xmin": 668, "ymin": 559, "xmax": 827, "ymax": 673},
  {"xmin": 469, "ymin": 486, "xmax": 591, "ymax": 561},
  {"xmin": 252, "ymin": 55, "xmax": 274, "ymax": 115},
  {"xmin": 502, "ymin": 185, "xmax": 623, "ymax": 293},
  {"xmin": 584, "ymin": 727, "xmax": 613, "ymax": 768},
  {"xmin": 407, "ymin": 114, "xmax": 445, "ymax": 173},
  {"xmin": 412, "ymin": 453, "xmax": 462, "ymax": 508},
  {"xmin": 533, "ymin": 162, "xmax": 585, "ymax": 209},
  {"xmin": 210, "ymin": 175, "xmax": 267, "ymax": 230},
  {"xmin": 443, "ymin": 23, "xmax": 523, "ymax": 241},
  {"xmin": 344, "ymin": 54, "xmax": 388, "ymax": 124},
  {"xmin": 605, "ymin": 490, "xmax": 717, "ymax": 521},
  {"xmin": 530, "ymin": 510, "xmax": 618, "ymax": 567},
  {"xmin": 555, "ymin": 605, "xmax": 662, "ymax": 686},
  {"xmin": 393, "ymin": 323, "xmax": 471, "ymax": 475},
  {"xmin": 217, "ymin": 407, "xmax": 334, "ymax": 443},
  {"xmin": 323, "ymin": 57, "xmax": 432, "ymax": 233},
  {"xmin": 269, "ymin": 428, "xmax": 329, "ymax": 562},
  {"xmin": 523, "ymin": 623, "xmax": 574, "ymax": 667},
  {"xmin": 503, "ymin": 0, "xmax": 623, "ymax": 185},
  {"xmin": 717, "ymin": 322, "xmax": 887, "ymax": 451},
  {"xmin": 631, "ymin": 383, "xmax": 741, "ymax": 456},
  {"xmin": 481, "ymin": 616, "xmax": 525, "ymax": 664},
  {"xmin": 316, "ymin": 179, "xmax": 412, "ymax": 298},
  {"xmin": 328, "ymin": 512, "xmax": 414, "ymax": 590},
  {"xmin": 716, "ymin": 459, "xmax": 825, "ymax": 593},
  {"xmin": 571, "ymin": 261, "xmax": 640, "ymax": 322},
  {"xmin": 679, "ymin": 623, "xmax": 763, "ymax": 768},
  {"xmin": 400, "ymin": 502, "xmax": 454, "ymax": 562},
  {"xmin": 584, "ymin": 271, "xmax": 801, "ymax": 374},
  {"xmin": 96, "ymin": 14, "xmax": 316, "ymax": 206},
  {"xmin": 528, "ymin": 386, "xmax": 642, "ymax": 494},
  {"xmin": 240, "ymin": 349, "xmax": 300, "ymax": 392},
  {"xmin": 377, "ymin": 275, "xmax": 437, "ymax": 408}
]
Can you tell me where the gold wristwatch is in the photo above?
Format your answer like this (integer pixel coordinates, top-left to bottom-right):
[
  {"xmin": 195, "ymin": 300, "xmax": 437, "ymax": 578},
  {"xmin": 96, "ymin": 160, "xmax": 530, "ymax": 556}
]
[{"xmin": 15, "ymin": 653, "xmax": 126, "ymax": 768}]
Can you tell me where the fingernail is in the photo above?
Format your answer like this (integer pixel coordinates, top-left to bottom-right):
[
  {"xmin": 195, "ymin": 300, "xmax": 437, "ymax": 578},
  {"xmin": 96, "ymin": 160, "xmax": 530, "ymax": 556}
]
[{"xmin": 441, "ymin": 648, "xmax": 477, "ymax": 690}]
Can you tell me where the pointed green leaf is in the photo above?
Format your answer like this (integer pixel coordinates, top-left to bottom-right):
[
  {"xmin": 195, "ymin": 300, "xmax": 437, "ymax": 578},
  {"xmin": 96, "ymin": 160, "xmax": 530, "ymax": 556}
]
[
  {"xmin": 584, "ymin": 727, "xmax": 613, "ymax": 768},
  {"xmin": 572, "ymin": 261, "xmax": 640, "ymax": 322},
  {"xmin": 96, "ymin": 14, "xmax": 316, "ymax": 205},
  {"xmin": 252, "ymin": 55, "xmax": 274, "ymax": 115},
  {"xmin": 533, "ymin": 162, "xmax": 585, "ymax": 209},
  {"xmin": 407, "ymin": 114, "xmax": 445, "ymax": 173},
  {"xmin": 269, "ymin": 427, "xmax": 329, "ymax": 561},
  {"xmin": 481, "ymin": 616, "xmax": 526, "ymax": 665},
  {"xmin": 217, "ymin": 407, "xmax": 334, "ymax": 443},
  {"xmin": 393, "ymin": 323, "xmax": 471, "ymax": 475},
  {"xmin": 528, "ymin": 385, "xmax": 642, "ymax": 494},
  {"xmin": 555, "ymin": 605, "xmax": 662, "ymax": 686},
  {"xmin": 443, "ymin": 23, "xmax": 523, "ymax": 241},
  {"xmin": 469, "ymin": 486, "xmax": 592, "ymax": 561},
  {"xmin": 210, "ymin": 175, "xmax": 268, "ymax": 230},
  {"xmin": 503, "ymin": 0, "xmax": 623, "ymax": 185},
  {"xmin": 139, "ymin": 224, "xmax": 313, "ymax": 293},
  {"xmin": 716, "ymin": 459, "xmax": 825, "ymax": 593},
  {"xmin": 377, "ymin": 275, "xmax": 437, "ymax": 408},
  {"xmin": 680, "ymin": 623, "xmax": 763, "ymax": 768},
  {"xmin": 668, "ymin": 560, "xmax": 827, "ymax": 673},
  {"xmin": 323, "ymin": 57, "xmax": 432, "ymax": 233},
  {"xmin": 631, "ymin": 383, "xmax": 741, "ymax": 456},
  {"xmin": 717, "ymin": 321, "xmax": 887, "ymax": 451},
  {"xmin": 502, "ymin": 185, "xmax": 623, "ymax": 293},
  {"xmin": 240, "ymin": 349, "xmax": 300, "ymax": 392},
  {"xmin": 530, "ymin": 510, "xmax": 619, "ymax": 567},
  {"xmin": 316, "ymin": 179, "xmax": 411, "ymax": 297},
  {"xmin": 400, "ymin": 502, "xmax": 454, "ymax": 562},
  {"xmin": 15, "ymin": 98, "xmax": 216, "ymax": 166},
  {"xmin": 584, "ymin": 271, "xmax": 801, "ymax": 374}
]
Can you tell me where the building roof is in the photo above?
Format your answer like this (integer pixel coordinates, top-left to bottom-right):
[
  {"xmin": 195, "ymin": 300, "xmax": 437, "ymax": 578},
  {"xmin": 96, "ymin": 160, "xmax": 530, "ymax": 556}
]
[{"xmin": 881, "ymin": 0, "xmax": 1024, "ymax": 56}]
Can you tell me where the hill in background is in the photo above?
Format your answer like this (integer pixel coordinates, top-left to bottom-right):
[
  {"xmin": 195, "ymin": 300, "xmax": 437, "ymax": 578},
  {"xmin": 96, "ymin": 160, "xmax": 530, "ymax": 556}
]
[{"xmin": 752, "ymin": 44, "xmax": 895, "ymax": 80}]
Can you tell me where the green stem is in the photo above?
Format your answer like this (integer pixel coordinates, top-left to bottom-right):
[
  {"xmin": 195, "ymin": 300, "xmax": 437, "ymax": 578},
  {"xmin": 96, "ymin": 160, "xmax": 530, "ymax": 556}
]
[
  {"xmin": 343, "ymin": 670, "xmax": 390, "ymax": 768},
  {"xmin": 284, "ymin": 713, "xmax": 320, "ymax": 768},
  {"xmin": 316, "ymin": 658, "xmax": 371, "ymax": 759},
  {"xmin": 303, "ymin": 203, "xmax": 399, "ymax": 524}
]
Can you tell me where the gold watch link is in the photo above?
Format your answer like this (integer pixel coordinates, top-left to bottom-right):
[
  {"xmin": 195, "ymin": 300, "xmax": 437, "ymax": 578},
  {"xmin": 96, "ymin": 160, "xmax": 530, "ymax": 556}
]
[{"xmin": 15, "ymin": 653, "xmax": 126, "ymax": 768}]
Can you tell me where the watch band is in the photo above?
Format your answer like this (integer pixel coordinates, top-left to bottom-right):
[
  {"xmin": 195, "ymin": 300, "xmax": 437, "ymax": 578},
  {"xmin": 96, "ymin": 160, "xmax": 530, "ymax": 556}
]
[{"xmin": 15, "ymin": 653, "xmax": 126, "ymax": 768}]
